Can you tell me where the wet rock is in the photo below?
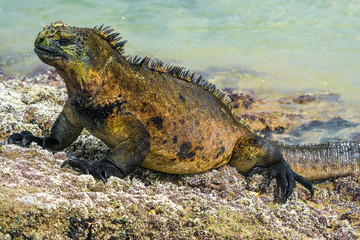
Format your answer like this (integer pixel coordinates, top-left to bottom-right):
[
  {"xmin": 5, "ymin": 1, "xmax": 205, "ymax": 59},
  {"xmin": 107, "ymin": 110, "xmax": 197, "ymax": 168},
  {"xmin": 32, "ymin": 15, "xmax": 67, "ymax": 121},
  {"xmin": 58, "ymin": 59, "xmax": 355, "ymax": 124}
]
[
  {"xmin": 288, "ymin": 117, "xmax": 358, "ymax": 141},
  {"xmin": 293, "ymin": 92, "xmax": 340, "ymax": 104},
  {"xmin": 223, "ymin": 87, "xmax": 256, "ymax": 109},
  {"xmin": 293, "ymin": 94, "xmax": 317, "ymax": 104}
]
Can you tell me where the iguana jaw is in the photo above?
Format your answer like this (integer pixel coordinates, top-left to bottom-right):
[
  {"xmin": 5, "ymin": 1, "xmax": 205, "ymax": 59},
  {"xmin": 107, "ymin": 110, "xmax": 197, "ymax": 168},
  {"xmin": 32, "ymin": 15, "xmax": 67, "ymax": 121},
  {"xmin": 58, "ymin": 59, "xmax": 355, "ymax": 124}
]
[{"xmin": 34, "ymin": 43, "xmax": 70, "ymax": 64}]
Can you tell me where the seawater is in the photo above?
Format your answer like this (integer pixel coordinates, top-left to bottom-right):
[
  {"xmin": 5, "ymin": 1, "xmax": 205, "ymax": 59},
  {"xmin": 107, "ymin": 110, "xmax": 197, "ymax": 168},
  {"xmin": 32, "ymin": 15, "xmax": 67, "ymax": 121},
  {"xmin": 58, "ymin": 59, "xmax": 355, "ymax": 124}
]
[{"xmin": 1, "ymin": 0, "xmax": 359, "ymax": 104}]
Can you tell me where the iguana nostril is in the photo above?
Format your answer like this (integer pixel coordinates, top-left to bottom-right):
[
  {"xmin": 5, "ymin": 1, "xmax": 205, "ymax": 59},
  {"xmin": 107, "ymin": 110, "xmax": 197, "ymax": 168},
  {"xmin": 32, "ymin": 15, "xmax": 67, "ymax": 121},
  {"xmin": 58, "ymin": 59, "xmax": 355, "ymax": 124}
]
[{"xmin": 36, "ymin": 36, "xmax": 45, "ymax": 45}]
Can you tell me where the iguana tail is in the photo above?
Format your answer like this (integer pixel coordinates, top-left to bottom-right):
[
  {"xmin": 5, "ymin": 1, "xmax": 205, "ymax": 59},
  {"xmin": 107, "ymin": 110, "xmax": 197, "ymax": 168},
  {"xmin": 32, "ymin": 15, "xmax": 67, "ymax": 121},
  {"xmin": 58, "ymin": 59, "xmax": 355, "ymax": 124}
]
[{"xmin": 271, "ymin": 141, "xmax": 360, "ymax": 181}]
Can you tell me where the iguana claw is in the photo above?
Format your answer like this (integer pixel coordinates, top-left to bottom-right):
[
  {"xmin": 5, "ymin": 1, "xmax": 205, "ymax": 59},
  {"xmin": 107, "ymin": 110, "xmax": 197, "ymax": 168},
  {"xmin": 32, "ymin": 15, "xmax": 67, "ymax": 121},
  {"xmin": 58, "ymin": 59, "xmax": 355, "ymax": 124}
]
[
  {"xmin": 266, "ymin": 161, "xmax": 313, "ymax": 203},
  {"xmin": 8, "ymin": 131, "xmax": 43, "ymax": 147},
  {"xmin": 61, "ymin": 157, "xmax": 124, "ymax": 182}
]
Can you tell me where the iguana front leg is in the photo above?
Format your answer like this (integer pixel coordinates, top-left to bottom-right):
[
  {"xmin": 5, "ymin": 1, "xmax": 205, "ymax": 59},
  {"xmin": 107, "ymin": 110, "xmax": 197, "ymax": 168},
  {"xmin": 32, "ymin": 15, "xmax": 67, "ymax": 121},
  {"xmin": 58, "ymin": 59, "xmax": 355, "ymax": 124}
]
[
  {"xmin": 61, "ymin": 117, "xmax": 151, "ymax": 181},
  {"xmin": 8, "ymin": 101, "xmax": 84, "ymax": 151}
]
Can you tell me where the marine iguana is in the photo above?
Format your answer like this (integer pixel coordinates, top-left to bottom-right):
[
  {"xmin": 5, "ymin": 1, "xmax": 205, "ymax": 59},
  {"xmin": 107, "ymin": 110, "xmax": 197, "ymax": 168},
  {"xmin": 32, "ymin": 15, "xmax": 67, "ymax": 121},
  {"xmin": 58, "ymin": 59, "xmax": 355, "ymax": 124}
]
[{"xmin": 7, "ymin": 21, "xmax": 320, "ymax": 203}]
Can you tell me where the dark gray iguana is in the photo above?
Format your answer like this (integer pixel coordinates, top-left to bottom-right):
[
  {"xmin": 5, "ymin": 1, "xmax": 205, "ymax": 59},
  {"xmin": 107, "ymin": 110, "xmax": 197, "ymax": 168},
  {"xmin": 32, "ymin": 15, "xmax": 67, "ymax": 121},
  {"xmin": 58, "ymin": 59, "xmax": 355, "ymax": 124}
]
[{"xmin": 9, "ymin": 21, "xmax": 357, "ymax": 203}]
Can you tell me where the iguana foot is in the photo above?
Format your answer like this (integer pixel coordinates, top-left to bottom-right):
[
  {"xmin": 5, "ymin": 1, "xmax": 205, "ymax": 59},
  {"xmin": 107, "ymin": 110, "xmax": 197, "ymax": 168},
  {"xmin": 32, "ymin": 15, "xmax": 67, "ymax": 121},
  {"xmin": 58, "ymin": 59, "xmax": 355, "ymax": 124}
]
[
  {"xmin": 266, "ymin": 161, "xmax": 314, "ymax": 203},
  {"xmin": 61, "ymin": 157, "xmax": 124, "ymax": 182},
  {"xmin": 8, "ymin": 131, "xmax": 43, "ymax": 147}
]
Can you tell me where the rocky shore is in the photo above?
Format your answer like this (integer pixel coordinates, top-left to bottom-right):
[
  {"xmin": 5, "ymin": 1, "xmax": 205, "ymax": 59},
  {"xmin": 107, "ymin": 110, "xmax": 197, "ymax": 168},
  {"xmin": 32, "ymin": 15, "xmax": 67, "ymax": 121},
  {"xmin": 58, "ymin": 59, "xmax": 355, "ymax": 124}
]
[{"xmin": 0, "ymin": 70, "xmax": 358, "ymax": 239}]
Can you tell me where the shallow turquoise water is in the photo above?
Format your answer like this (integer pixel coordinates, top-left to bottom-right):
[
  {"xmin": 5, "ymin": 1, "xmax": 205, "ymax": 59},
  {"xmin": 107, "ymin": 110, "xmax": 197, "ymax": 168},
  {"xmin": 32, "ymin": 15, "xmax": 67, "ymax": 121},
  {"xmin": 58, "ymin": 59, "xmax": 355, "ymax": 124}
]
[{"xmin": 1, "ymin": 0, "xmax": 360, "ymax": 104}]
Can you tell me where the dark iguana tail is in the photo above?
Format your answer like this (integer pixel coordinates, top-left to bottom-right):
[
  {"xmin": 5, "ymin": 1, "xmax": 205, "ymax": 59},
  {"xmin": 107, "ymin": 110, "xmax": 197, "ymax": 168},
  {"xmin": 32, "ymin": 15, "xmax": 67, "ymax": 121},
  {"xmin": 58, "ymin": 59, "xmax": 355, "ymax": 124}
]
[{"xmin": 271, "ymin": 141, "xmax": 360, "ymax": 181}]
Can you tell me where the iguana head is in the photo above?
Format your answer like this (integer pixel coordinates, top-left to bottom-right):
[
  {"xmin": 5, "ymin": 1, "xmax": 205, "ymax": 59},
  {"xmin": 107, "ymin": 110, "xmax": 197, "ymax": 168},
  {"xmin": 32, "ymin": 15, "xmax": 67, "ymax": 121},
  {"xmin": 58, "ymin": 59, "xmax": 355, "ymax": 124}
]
[
  {"xmin": 34, "ymin": 21, "xmax": 126, "ymax": 96},
  {"xmin": 35, "ymin": 21, "xmax": 88, "ymax": 67}
]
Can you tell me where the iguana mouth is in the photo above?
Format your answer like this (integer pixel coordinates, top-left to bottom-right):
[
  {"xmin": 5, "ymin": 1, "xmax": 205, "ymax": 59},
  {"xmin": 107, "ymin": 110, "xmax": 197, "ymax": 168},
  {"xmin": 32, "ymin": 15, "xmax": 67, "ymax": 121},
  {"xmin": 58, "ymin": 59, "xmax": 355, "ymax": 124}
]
[{"xmin": 34, "ymin": 44, "xmax": 68, "ymax": 60}]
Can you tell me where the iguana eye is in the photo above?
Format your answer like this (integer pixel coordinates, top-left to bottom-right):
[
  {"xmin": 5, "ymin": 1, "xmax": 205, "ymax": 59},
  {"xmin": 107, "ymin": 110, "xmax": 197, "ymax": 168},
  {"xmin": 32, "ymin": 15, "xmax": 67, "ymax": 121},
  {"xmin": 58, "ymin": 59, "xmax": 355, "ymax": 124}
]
[{"xmin": 58, "ymin": 38, "xmax": 74, "ymax": 46}]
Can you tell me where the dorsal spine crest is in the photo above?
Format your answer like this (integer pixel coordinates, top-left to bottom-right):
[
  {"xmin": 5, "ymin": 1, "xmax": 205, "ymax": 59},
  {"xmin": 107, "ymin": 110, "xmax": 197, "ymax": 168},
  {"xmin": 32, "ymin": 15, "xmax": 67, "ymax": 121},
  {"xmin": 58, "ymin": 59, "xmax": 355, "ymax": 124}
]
[
  {"xmin": 92, "ymin": 25, "xmax": 127, "ymax": 54},
  {"xmin": 90, "ymin": 24, "xmax": 233, "ymax": 109},
  {"xmin": 127, "ymin": 55, "xmax": 233, "ymax": 108}
]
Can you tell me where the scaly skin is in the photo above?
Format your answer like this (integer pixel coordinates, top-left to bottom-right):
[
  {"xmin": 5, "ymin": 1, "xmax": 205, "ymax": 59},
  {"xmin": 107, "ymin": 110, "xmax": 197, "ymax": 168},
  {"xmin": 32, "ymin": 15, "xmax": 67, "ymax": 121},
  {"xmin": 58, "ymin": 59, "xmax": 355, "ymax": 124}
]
[
  {"xmin": 8, "ymin": 21, "xmax": 313, "ymax": 202},
  {"xmin": 272, "ymin": 141, "xmax": 360, "ymax": 181}
]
